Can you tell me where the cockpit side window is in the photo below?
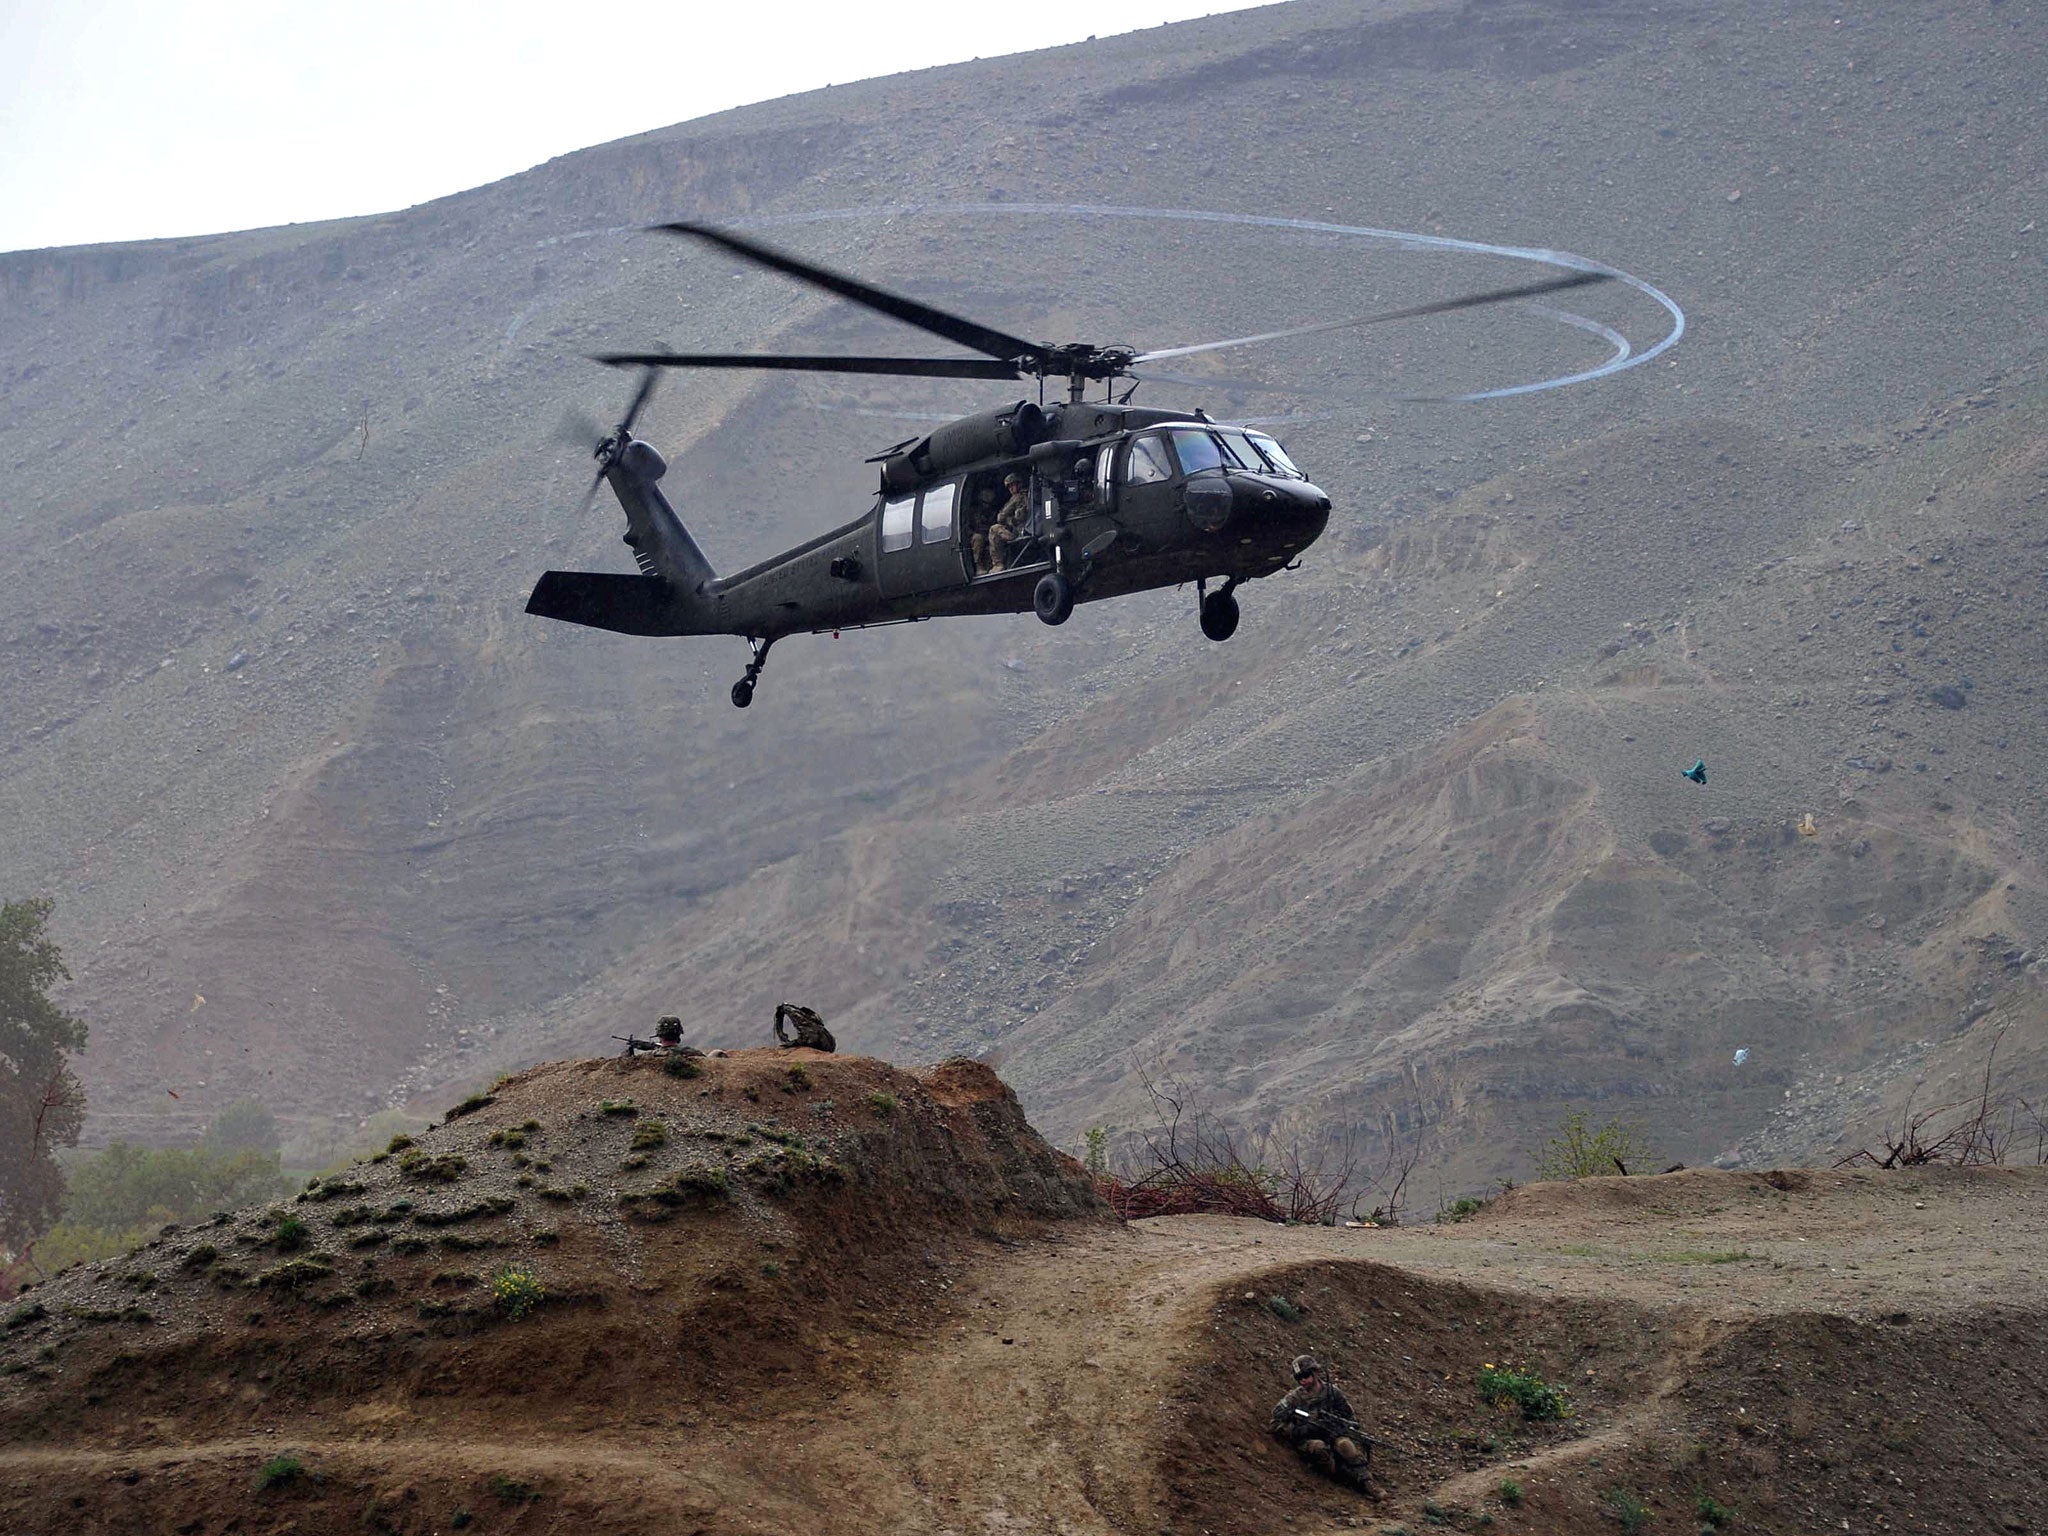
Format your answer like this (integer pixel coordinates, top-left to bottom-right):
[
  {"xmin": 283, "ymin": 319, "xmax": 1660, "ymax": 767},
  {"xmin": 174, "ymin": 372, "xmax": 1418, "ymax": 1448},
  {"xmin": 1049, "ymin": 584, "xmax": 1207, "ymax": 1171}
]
[
  {"xmin": 1168, "ymin": 428, "xmax": 1227, "ymax": 475},
  {"xmin": 1123, "ymin": 434, "xmax": 1173, "ymax": 485}
]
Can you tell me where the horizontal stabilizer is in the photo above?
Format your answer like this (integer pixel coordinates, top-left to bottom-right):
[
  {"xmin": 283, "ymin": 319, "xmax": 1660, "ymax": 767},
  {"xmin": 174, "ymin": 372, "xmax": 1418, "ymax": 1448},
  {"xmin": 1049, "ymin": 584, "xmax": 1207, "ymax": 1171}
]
[{"xmin": 526, "ymin": 571, "xmax": 677, "ymax": 636}]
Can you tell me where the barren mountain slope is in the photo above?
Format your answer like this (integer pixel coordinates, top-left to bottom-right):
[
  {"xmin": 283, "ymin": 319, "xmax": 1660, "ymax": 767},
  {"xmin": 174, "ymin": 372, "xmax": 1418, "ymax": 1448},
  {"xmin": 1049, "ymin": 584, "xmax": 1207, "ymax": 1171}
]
[
  {"xmin": 0, "ymin": 0, "xmax": 2043, "ymax": 1170},
  {"xmin": 3, "ymin": 1062, "xmax": 2045, "ymax": 1535}
]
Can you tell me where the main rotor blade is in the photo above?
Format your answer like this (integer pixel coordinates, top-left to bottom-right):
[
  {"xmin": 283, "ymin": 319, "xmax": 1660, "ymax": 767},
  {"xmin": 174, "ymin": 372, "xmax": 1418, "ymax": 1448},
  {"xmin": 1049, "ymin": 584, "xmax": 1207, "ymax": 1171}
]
[
  {"xmin": 1132, "ymin": 269, "xmax": 1615, "ymax": 365},
  {"xmin": 654, "ymin": 222, "xmax": 1048, "ymax": 365},
  {"xmin": 594, "ymin": 350, "xmax": 1023, "ymax": 380},
  {"xmin": 1125, "ymin": 368, "xmax": 1314, "ymax": 396}
]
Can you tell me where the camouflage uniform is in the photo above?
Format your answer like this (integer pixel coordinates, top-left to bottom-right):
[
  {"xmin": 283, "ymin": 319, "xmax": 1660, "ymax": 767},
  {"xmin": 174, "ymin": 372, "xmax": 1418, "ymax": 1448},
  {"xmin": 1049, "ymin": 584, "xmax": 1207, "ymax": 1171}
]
[
  {"xmin": 986, "ymin": 481, "xmax": 1033, "ymax": 571},
  {"xmin": 1271, "ymin": 1360, "xmax": 1374, "ymax": 1493}
]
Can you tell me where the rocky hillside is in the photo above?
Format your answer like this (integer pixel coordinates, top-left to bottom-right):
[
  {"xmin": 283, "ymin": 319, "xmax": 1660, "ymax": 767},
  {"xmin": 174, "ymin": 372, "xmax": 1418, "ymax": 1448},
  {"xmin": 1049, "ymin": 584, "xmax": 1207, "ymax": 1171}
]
[{"xmin": 0, "ymin": 0, "xmax": 2043, "ymax": 1180}]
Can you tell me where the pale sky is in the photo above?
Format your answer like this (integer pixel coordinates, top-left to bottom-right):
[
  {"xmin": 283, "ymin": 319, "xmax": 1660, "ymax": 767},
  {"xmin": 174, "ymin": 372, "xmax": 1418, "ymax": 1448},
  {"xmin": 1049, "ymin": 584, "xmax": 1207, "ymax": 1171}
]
[{"xmin": 0, "ymin": 0, "xmax": 1274, "ymax": 254}]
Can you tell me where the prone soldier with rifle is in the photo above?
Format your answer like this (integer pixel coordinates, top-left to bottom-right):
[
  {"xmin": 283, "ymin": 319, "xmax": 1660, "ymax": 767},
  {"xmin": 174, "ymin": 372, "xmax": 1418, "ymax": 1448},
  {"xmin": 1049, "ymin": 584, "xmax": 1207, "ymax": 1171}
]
[
  {"xmin": 1270, "ymin": 1355, "xmax": 1384, "ymax": 1499},
  {"xmin": 614, "ymin": 1016, "xmax": 691, "ymax": 1057}
]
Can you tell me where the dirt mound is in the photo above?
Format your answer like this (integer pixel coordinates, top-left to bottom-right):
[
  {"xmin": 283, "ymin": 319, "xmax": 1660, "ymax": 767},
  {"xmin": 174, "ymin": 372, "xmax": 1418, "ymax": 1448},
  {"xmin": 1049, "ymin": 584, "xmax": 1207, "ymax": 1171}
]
[
  {"xmin": 0, "ymin": 1051, "xmax": 1105, "ymax": 1450},
  {"xmin": 3, "ymin": 1161, "xmax": 2045, "ymax": 1535}
]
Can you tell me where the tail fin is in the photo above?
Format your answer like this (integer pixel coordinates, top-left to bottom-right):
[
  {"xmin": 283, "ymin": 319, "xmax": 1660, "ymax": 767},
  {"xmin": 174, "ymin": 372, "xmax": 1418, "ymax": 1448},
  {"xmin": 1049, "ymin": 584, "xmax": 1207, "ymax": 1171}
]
[
  {"xmin": 610, "ymin": 439, "xmax": 715, "ymax": 590},
  {"xmin": 525, "ymin": 572, "xmax": 678, "ymax": 636}
]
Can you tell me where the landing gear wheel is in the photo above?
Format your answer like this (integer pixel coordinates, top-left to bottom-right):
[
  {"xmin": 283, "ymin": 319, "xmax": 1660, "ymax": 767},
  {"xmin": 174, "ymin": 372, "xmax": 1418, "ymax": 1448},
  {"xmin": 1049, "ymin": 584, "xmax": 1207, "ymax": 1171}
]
[
  {"xmin": 1199, "ymin": 589, "xmax": 1240, "ymax": 641},
  {"xmin": 1034, "ymin": 571, "xmax": 1075, "ymax": 626},
  {"xmin": 729, "ymin": 636, "xmax": 773, "ymax": 708}
]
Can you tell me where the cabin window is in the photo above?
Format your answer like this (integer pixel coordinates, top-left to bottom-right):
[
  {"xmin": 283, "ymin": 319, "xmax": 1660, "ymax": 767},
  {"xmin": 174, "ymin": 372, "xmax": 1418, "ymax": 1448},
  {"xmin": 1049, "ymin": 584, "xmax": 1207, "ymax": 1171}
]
[
  {"xmin": 1123, "ymin": 434, "xmax": 1173, "ymax": 485},
  {"xmin": 1168, "ymin": 428, "xmax": 1227, "ymax": 475},
  {"xmin": 920, "ymin": 481, "xmax": 956, "ymax": 544},
  {"xmin": 881, "ymin": 495, "xmax": 915, "ymax": 552}
]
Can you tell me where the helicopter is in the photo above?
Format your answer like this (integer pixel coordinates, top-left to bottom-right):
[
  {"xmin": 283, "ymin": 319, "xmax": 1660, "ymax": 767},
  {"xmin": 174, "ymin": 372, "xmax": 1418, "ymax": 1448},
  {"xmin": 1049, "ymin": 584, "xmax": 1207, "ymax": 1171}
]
[{"xmin": 526, "ymin": 222, "xmax": 1609, "ymax": 707}]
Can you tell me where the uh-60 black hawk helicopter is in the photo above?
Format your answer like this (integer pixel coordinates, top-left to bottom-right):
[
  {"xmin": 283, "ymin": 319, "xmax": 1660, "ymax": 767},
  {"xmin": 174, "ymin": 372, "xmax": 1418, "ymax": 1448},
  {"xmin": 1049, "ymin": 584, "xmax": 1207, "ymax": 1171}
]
[{"xmin": 526, "ymin": 222, "xmax": 1608, "ymax": 707}]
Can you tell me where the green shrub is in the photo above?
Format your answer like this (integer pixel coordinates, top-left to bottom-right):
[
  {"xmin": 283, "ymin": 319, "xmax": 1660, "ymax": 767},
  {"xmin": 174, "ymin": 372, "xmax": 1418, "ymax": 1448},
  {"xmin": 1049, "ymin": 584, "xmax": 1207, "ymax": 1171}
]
[
  {"xmin": 1605, "ymin": 1489, "xmax": 1648, "ymax": 1533},
  {"xmin": 272, "ymin": 1216, "xmax": 310, "ymax": 1251},
  {"xmin": 385, "ymin": 1135, "xmax": 415, "ymax": 1155},
  {"xmin": 1438, "ymin": 1194, "xmax": 1491, "ymax": 1223},
  {"xmin": 181, "ymin": 1243, "xmax": 219, "ymax": 1269},
  {"xmin": 487, "ymin": 1128, "xmax": 527, "ymax": 1150},
  {"xmin": 445, "ymin": 1094, "xmax": 496, "ymax": 1122},
  {"xmin": 490, "ymin": 1264, "xmax": 545, "ymax": 1320},
  {"xmin": 662, "ymin": 1053, "xmax": 701, "ymax": 1079},
  {"xmin": 598, "ymin": 1099, "xmax": 635, "ymax": 1116},
  {"xmin": 784, "ymin": 1065, "xmax": 811, "ymax": 1092},
  {"xmin": 1266, "ymin": 1294, "xmax": 1305, "ymax": 1323},
  {"xmin": 1083, "ymin": 1126, "xmax": 1109, "ymax": 1174},
  {"xmin": 1694, "ymin": 1488, "xmax": 1733, "ymax": 1527},
  {"xmin": 1498, "ymin": 1479, "xmax": 1523, "ymax": 1507},
  {"xmin": 865, "ymin": 1092, "xmax": 898, "ymax": 1116},
  {"xmin": 490, "ymin": 1473, "xmax": 539, "ymax": 1504},
  {"xmin": 1532, "ymin": 1111, "xmax": 1655, "ymax": 1181},
  {"xmin": 1478, "ymin": 1364, "xmax": 1570, "ymax": 1421},
  {"xmin": 255, "ymin": 1453, "xmax": 307, "ymax": 1490}
]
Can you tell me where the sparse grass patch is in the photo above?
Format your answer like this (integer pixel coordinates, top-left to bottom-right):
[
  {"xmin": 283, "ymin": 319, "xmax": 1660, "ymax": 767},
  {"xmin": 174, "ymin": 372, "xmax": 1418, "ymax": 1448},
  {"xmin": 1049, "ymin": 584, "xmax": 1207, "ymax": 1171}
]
[
  {"xmin": 662, "ymin": 1053, "xmax": 701, "ymax": 1080},
  {"xmin": 385, "ymin": 1134, "xmax": 415, "ymax": 1154},
  {"xmin": 255, "ymin": 1256, "xmax": 335, "ymax": 1291},
  {"xmin": 271, "ymin": 1216, "xmax": 310, "ymax": 1252},
  {"xmin": 630, "ymin": 1119, "xmax": 668, "ymax": 1150},
  {"xmin": 445, "ymin": 1094, "xmax": 497, "ymax": 1122},
  {"xmin": 181, "ymin": 1243, "xmax": 219, "ymax": 1269},
  {"xmin": 413, "ymin": 1195, "xmax": 516, "ymax": 1227},
  {"xmin": 784, "ymin": 1064, "xmax": 811, "ymax": 1092},
  {"xmin": 487, "ymin": 1128, "xmax": 528, "ymax": 1150},
  {"xmin": 599, "ymin": 1099, "xmax": 636, "ymax": 1116},
  {"xmin": 1478, "ymin": 1364, "xmax": 1570, "ymax": 1422},
  {"xmin": 1498, "ymin": 1479, "xmax": 1523, "ymax": 1507},
  {"xmin": 1659, "ymin": 1250, "xmax": 1755, "ymax": 1265},
  {"xmin": 865, "ymin": 1092, "xmax": 898, "ymax": 1116},
  {"xmin": 1266, "ymin": 1294, "xmax": 1305, "ymax": 1323},
  {"xmin": 399, "ymin": 1152, "xmax": 468, "ymax": 1183},
  {"xmin": 297, "ymin": 1177, "xmax": 367, "ymax": 1204},
  {"xmin": 6, "ymin": 1302, "xmax": 49, "ymax": 1329},
  {"xmin": 761, "ymin": 1260, "xmax": 782, "ymax": 1277}
]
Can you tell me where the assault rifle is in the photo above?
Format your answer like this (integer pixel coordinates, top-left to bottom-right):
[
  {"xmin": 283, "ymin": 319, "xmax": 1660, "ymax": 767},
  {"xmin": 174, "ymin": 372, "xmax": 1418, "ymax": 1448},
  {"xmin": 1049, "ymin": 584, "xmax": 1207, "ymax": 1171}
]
[
  {"xmin": 612, "ymin": 1034, "xmax": 664, "ymax": 1056},
  {"xmin": 1291, "ymin": 1407, "xmax": 1403, "ymax": 1456}
]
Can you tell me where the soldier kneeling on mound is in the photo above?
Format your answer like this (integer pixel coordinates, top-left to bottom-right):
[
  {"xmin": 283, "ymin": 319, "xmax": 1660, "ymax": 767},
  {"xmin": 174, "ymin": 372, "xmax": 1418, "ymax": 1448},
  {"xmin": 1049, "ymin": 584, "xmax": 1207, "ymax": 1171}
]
[
  {"xmin": 1271, "ymin": 1355, "xmax": 1379, "ymax": 1499},
  {"xmin": 773, "ymin": 1003, "xmax": 835, "ymax": 1052}
]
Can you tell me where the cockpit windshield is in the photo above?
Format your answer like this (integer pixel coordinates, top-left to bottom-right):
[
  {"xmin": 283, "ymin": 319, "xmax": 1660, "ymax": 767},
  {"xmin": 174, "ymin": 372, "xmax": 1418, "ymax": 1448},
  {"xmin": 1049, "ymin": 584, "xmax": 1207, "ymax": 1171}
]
[
  {"xmin": 1168, "ymin": 428, "xmax": 1227, "ymax": 475},
  {"xmin": 1244, "ymin": 431, "xmax": 1303, "ymax": 479}
]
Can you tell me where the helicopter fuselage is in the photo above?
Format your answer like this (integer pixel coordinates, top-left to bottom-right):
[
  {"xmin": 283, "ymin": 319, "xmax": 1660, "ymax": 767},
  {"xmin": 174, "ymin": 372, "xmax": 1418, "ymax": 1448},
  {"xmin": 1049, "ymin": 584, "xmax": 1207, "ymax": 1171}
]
[{"xmin": 526, "ymin": 399, "xmax": 1331, "ymax": 649}]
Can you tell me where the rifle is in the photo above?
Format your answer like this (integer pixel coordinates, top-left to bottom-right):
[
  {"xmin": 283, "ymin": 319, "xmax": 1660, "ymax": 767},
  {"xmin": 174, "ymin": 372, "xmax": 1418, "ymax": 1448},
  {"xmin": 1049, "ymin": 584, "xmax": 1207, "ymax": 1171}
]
[
  {"xmin": 1291, "ymin": 1407, "xmax": 1402, "ymax": 1455},
  {"xmin": 612, "ymin": 1034, "xmax": 663, "ymax": 1056}
]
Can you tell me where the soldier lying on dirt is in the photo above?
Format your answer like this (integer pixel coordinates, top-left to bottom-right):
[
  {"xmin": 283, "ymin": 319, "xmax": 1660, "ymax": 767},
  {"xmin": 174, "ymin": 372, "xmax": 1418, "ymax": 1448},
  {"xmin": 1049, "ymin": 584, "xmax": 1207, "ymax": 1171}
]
[
  {"xmin": 773, "ymin": 1003, "xmax": 835, "ymax": 1052},
  {"xmin": 1270, "ymin": 1355, "xmax": 1379, "ymax": 1498}
]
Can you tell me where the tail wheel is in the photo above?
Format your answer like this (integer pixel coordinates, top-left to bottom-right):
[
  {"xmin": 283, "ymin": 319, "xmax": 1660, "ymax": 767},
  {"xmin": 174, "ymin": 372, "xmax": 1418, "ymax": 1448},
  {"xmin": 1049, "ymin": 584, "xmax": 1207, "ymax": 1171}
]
[
  {"xmin": 1200, "ymin": 590, "xmax": 1240, "ymax": 641},
  {"xmin": 1034, "ymin": 572, "xmax": 1075, "ymax": 626},
  {"xmin": 731, "ymin": 680, "xmax": 755, "ymax": 708}
]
